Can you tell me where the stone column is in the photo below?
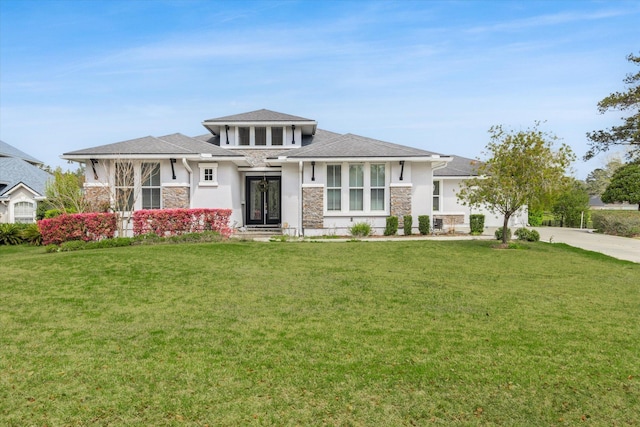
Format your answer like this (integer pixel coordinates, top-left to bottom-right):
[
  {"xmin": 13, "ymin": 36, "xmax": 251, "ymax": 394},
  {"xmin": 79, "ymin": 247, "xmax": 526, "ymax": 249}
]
[
  {"xmin": 302, "ymin": 186, "xmax": 324, "ymax": 229},
  {"xmin": 162, "ymin": 186, "xmax": 190, "ymax": 209},
  {"xmin": 84, "ymin": 185, "xmax": 111, "ymax": 212},
  {"xmin": 390, "ymin": 185, "xmax": 412, "ymax": 228}
]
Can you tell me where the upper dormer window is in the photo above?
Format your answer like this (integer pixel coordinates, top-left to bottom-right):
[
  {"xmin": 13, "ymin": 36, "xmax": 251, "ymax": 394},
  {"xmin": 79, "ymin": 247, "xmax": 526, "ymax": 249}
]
[
  {"xmin": 271, "ymin": 127, "xmax": 283, "ymax": 146},
  {"xmin": 255, "ymin": 127, "xmax": 267, "ymax": 146},
  {"xmin": 239, "ymin": 127, "xmax": 250, "ymax": 146}
]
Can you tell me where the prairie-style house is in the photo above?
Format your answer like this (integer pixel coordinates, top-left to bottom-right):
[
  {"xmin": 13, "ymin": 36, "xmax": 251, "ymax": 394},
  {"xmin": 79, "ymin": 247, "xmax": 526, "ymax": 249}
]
[
  {"xmin": 0, "ymin": 140, "xmax": 51, "ymax": 224},
  {"xmin": 62, "ymin": 109, "xmax": 527, "ymax": 236}
]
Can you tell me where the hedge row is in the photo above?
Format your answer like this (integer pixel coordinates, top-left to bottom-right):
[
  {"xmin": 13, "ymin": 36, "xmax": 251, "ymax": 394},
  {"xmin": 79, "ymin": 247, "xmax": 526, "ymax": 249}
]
[
  {"xmin": 38, "ymin": 213, "xmax": 118, "ymax": 246},
  {"xmin": 132, "ymin": 209, "xmax": 233, "ymax": 238},
  {"xmin": 591, "ymin": 211, "xmax": 640, "ymax": 237}
]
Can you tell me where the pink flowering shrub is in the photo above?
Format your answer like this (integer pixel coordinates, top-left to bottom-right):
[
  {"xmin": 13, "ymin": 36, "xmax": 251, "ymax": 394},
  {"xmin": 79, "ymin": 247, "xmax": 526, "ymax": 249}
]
[
  {"xmin": 38, "ymin": 213, "xmax": 118, "ymax": 246},
  {"xmin": 132, "ymin": 209, "xmax": 233, "ymax": 238}
]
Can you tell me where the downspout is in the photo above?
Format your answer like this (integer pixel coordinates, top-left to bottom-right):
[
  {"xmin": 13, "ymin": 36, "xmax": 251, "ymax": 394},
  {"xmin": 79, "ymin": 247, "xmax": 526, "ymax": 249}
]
[
  {"xmin": 182, "ymin": 158, "xmax": 193, "ymax": 207},
  {"xmin": 299, "ymin": 161, "xmax": 303, "ymax": 237}
]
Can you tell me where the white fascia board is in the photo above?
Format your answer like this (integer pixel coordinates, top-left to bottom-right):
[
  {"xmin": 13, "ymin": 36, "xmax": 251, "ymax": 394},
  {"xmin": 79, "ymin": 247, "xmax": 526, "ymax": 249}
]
[
  {"xmin": 268, "ymin": 156, "xmax": 452, "ymax": 164},
  {"xmin": 202, "ymin": 120, "xmax": 317, "ymax": 127}
]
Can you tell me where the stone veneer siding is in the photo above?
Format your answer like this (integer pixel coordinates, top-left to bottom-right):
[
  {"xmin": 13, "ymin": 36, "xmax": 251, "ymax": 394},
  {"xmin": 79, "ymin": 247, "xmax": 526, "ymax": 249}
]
[
  {"xmin": 85, "ymin": 186, "xmax": 111, "ymax": 212},
  {"xmin": 390, "ymin": 185, "xmax": 412, "ymax": 228},
  {"xmin": 302, "ymin": 186, "xmax": 324, "ymax": 229},
  {"xmin": 162, "ymin": 187, "xmax": 190, "ymax": 209},
  {"xmin": 230, "ymin": 149, "xmax": 289, "ymax": 167}
]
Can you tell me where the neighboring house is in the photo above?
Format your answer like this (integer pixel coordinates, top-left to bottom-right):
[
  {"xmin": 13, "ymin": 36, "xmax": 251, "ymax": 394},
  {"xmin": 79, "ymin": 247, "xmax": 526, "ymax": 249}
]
[
  {"xmin": 589, "ymin": 195, "xmax": 639, "ymax": 211},
  {"xmin": 62, "ymin": 109, "xmax": 527, "ymax": 236},
  {"xmin": 0, "ymin": 140, "xmax": 51, "ymax": 223}
]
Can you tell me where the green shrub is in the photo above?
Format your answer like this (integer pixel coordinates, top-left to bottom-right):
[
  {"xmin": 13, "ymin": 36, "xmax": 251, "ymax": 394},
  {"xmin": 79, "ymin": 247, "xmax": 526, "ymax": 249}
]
[
  {"xmin": 85, "ymin": 237, "xmax": 133, "ymax": 249},
  {"xmin": 469, "ymin": 214, "xmax": 485, "ymax": 235},
  {"xmin": 418, "ymin": 215, "xmax": 430, "ymax": 235},
  {"xmin": 403, "ymin": 215, "xmax": 413, "ymax": 236},
  {"xmin": 514, "ymin": 227, "xmax": 540, "ymax": 242},
  {"xmin": 20, "ymin": 223, "xmax": 43, "ymax": 245},
  {"xmin": 528, "ymin": 209, "xmax": 544, "ymax": 226},
  {"xmin": 349, "ymin": 222, "xmax": 372, "ymax": 237},
  {"xmin": 59, "ymin": 240, "xmax": 88, "ymax": 251},
  {"xmin": 44, "ymin": 209, "xmax": 64, "ymax": 219},
  {"xmin": 384, "ymin": 216, "xmax": 398, "ymax": 236},
  {"xmin": 591, "ymin": 211, "xmax": 640, "ymax": 237},
  {"xmin": 0, "ymin": 223, "xmax": 23, "ymax": 245},
  {"xmin": 494, "ymin": 227, "xmax": 511, "ymax": 241}
]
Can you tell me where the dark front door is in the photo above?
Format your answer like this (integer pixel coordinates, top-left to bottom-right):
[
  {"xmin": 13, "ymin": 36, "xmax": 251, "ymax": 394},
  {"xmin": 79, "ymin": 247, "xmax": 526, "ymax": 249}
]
[{"xmin": 246, "ymin": 176, "xmax": 281, "ymax": 226}]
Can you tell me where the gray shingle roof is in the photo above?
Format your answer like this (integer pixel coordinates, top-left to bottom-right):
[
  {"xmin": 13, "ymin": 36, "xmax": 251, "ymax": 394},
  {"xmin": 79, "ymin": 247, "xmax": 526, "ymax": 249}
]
[
  {"xmin": 434, "ymin": 155, "xmax": 481, "ymax": 177},
  {"xmin": 0, "ymin": 139, "xmax": 43, "ymax": 166},
  {"xmin": 0, "ymin": 157, "xmax": 51, "ymax": 197},
  {"xmin": 285, "ymin": 133, "xmax": 442, "ymax": 159},
  {"xmin": 63, "ymin": 133, "xmax": 240, "ymax": 157},
  {"xmin": 204, "ymin": 109, "xmax": 314, "ymax": 123}
]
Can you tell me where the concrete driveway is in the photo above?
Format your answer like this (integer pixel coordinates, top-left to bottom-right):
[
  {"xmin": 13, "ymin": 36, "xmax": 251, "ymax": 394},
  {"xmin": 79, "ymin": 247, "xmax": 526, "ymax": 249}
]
[{"xmin": 532, "ymin": 227, "xmax": 640, "ymax": 263}]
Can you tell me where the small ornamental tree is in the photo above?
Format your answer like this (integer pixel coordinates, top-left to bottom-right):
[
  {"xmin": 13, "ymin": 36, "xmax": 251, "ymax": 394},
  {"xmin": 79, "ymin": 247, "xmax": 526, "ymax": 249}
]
[
  {"xmin": 601, "ymin": 162, "xmax": 640, "ymax": 210},
  {"xmin": 457, "ymin": 123, "xmax": 574, "ymax": 243}
]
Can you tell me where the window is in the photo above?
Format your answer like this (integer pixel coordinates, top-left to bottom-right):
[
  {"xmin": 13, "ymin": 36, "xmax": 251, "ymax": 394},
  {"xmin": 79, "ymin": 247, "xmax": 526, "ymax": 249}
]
[
  {"xmin": 370, "ymin": 164, "xmax": 385, "ymax": 211},
  {"xmin": 115, "ymin": 162, "xmax": 134, "ymax": 211},
  {"xmin": 14, "ymin": 201, "xmax": 34, "ymax": 223},
  {"xmin": 349, "ymin": 164, "xmax": 364, "ymax": 211},
  {"xmin": 433, "ymin": 180, "xmax": 440, "ymax": 211},
  {"xmin": 142, "ymin": 162, "xmax": 161, "ymax": 209},
  {"xmin": 238, "ymin": 127, "xmax": 250, "ymax": 146},
  {"xmin": 255, "ymin": 127, "xmax": 267, "ymax": 146},
  {"xmin": 198, "ymin": 163, "xmax": 219, "ymax": 186},
  {"xmin": 326, "ymin": 165, "xmax": 341, "ymax": 211},
  {"xmin": 271, "ymin": 127, "xmax": 283, "ymax": 146}
]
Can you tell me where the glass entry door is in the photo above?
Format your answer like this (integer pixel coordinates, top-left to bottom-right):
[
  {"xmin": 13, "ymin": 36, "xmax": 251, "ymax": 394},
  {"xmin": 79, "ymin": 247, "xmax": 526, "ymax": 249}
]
[{"xmin": 246, "ymin": 176, "xmax": 281, "ymax": 226}]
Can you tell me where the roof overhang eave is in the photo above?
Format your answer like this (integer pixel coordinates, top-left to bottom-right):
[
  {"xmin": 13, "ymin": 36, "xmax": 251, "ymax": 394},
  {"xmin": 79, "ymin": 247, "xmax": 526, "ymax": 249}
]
[{"xmin": 267, "ymin": 155, "xmax": 453, "ymax": 164}]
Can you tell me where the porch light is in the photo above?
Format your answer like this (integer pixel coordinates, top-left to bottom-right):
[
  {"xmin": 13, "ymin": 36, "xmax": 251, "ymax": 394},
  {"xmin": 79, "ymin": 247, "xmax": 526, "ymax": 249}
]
[
  {"xmin": 311, "ymin": 161, "xmax": 316, "ymax": 181},
  {"xmin": 225, "ymin": 125, "xmax": 230, "ymax": 144},
  {"xmin": 291, "ymin": 125, "xmax": 296, "ymax": 144},
  {"xmin": 399, "ymin": 160, "xmax": 405, "ymax": 181}
]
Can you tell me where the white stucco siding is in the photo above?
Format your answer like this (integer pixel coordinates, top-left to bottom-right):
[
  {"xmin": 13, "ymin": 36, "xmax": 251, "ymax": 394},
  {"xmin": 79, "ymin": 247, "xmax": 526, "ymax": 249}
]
[
  {"xmin": 0, "ymin": 203, "xmax": 7, "ymax": 223},
  {"xmin": 281, "ymin": 163, "xmax": 301, "ymax": 234},
  {"xmin": 409, "ymin": 162, "xmax": 432, "ymax": 218},
  {"xmin": 439, "ymin": 177, "xmax": 528, "ymax": 229},
  {"xmin": 190, "ymin": 162, "xmax": 243, "ymax": 226}
]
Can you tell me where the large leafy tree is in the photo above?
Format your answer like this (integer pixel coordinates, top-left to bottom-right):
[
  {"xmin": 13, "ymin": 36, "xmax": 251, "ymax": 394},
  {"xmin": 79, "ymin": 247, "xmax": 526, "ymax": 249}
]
[
  {"xmin": 457, "ymin": 124, "xmax": 575, "ymax": 243},
  {"xmin": 585, "ymin": 53, "xmax": 640, "ymax": 160},
  {"xmin": 601, "ymin": 161, "xmax": 640, "ymax": 210},
  {"xmin": 584, "ymin": 155, "xmax": 624, "ymax": 196},
  {"xmin": 552, "ymin": 179, "xmax": 590, "ymax": 227}
]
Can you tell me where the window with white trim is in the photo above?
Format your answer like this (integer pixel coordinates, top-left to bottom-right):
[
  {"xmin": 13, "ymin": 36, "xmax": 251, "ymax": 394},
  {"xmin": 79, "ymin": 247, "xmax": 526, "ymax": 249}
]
[
  {"xmin": 14, "ymin": 201, "xmax": 35, "ymax": 223},
  {"xmin": 238, "ymin": 127, "xmax": 250, "ymax": 146},
  {"xmin": 349, "ymin": 164, "xmax": 364, "ymax": 211},
  {"xmin": 370, "ymin": 164, "xmax": 385, "ymax": 211},
  {"xmin": 433, "ymin": 180, "xmax": 441, "ymax": 211},
  {"xmin": 198, "ymin": 163, "xmax": 219, "ymax": 186},
  {"xmin": 271, "ymin": 127, "xmax": 283, "ymax": 146},
  {"xmin": 141, "ymin": 162, "xmax": 161, "ymax": 209},
  {"xmin": 255, "ymin": 127, "xmax": 267, "ymax": 146},
  {"xmin": 326, "ymin": 164, "xmax": 341, "ymax": 211}
]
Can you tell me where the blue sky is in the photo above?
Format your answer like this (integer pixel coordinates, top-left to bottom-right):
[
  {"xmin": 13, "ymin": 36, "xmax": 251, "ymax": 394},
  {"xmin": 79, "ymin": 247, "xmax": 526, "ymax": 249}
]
[{"xmin": 1, "ymin": 0, "xmax": 639, "ymax": 178}]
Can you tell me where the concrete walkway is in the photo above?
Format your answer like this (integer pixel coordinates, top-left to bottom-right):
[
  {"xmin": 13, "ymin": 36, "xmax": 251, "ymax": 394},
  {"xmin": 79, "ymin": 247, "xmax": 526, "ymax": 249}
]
[{"xmin": 532, "ymin": 227, "xmax": 640, "ymax": 263}]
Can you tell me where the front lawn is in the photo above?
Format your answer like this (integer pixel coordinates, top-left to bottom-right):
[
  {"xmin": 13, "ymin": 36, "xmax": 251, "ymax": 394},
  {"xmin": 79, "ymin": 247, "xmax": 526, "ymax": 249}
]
[{"xmin": 1, "ymin": 241, "xmax": 638, "ymax": 425}]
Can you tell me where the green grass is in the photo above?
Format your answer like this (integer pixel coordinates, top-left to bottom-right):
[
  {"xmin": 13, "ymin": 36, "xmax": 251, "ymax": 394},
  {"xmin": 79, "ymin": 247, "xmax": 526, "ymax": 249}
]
[{"xmin": 1, "ymin": 241, "xmax": 638, "ymax": 425}]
